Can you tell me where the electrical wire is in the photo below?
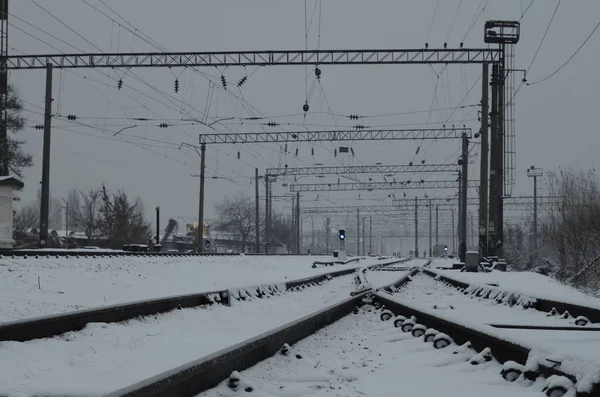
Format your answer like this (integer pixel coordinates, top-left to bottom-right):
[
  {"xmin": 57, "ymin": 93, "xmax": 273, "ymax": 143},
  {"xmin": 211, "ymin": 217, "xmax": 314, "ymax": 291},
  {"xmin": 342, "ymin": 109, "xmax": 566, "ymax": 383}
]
[{"xmin": 527, "ymin": 0, "xmax": 561, "ymax": 73}]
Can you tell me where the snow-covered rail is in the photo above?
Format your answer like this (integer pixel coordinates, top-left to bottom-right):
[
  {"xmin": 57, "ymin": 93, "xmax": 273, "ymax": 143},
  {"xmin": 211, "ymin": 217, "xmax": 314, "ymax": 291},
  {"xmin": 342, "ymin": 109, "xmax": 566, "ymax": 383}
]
[
  {"xmin": 373, "ymin": 292, "xmax": 600, "ymax": 397},
  {"xmin": 0, "ymin": 258, "xmax": 409, "ymax": 342},
  {"xmin": 423, "ymin": 268, "xmax": 600, "ymax": 325}
]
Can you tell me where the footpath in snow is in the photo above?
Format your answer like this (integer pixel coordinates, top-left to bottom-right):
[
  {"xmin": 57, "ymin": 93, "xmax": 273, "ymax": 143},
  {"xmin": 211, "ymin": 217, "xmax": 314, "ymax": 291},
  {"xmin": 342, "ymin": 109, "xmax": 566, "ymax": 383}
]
[
  {"xmin": 199, "ymin": 307, "xmax": 543, "ymax": 397},
  {"xmin": 0, "ymin": 264, "xmax": 410, "ymax": 396},
  {"xmin": 0, "ymin": 255, "xmax": 387, "ymax": 322}
]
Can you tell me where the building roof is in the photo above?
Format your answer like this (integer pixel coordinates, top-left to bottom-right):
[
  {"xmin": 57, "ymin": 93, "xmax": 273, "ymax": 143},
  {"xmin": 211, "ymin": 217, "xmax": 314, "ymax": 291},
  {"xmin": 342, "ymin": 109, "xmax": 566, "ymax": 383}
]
[{"xmin": 0, "ymin": 176, "xmax": 24, "ymax": 189}]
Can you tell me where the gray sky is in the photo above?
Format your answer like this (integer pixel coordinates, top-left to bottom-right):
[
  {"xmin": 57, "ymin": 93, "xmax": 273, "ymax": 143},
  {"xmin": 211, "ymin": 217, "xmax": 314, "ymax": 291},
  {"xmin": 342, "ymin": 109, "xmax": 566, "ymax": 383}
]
[{"xmin": 8, "ymin": 0, "xmax": 600, "ymax": 249}]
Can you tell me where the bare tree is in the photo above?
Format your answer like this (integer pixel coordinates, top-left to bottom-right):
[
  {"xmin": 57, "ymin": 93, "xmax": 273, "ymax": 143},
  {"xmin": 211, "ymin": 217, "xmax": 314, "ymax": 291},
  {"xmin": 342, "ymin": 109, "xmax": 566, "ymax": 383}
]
[
  {"xmin": 67, "ymin": 187, "xmax": 102, "ymax": 244},
  {"xmin": 541, "ymin": 169, "xmax": 600, "ymax": 288},
  {"xmin": 13, "ymin": 201, "xmax": 39, "ymax": 232},
  {"xmin": 214, "ymin": 193, "xmax": 255, "ymax": 251},
  {"xmin": 0, "ymin": 85, "xmax": 33, "ymax": 177}
]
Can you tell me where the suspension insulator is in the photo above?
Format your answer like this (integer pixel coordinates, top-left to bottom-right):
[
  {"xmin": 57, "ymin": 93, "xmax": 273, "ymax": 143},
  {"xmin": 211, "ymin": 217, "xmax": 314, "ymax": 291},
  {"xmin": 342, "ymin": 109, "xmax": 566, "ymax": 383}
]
[
  {"xmin": 174, "ymin": 79, "xmax": 180, "ymax": 93},
  {"xmin": 315, "ymin": 67, "xmax": 321, "ymax": 78},
  {"xmin": 311, "ymin": 148, "xmax": 314, "ymax": 156},
  {"xmin": 237, "ymin": 151, "xmax": 240, "ymax": 159},
  {"xmin": 295, "ymin": 148, "xmax": 299, "ymax": 156},
  {"xmin": 303, "ymin": 102, "xmax": 309, "ymax": 112},
  {"xmin": 221, "ymin": 75, "xmax": 227, "ymax": 89},
  {"xmin": 237, "ymin": 76, "xmax": 247, "ymax": 87},
  {"xmin": 117, "ymin": 79, "xmax": 123, "ymax": 90}
]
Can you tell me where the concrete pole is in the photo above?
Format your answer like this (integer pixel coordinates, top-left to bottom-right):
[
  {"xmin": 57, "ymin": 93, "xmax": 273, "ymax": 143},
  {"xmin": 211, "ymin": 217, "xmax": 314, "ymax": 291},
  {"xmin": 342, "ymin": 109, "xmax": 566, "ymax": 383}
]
[
  {"xmin": 459, "ymin": 132, "xmax": 468, "ymax": 262},
  {"xmin": 429, "ymin": 199, "xmax": 432, "ymax": 257},
  {"xmin": 255, "ymin": 168, "xmax": 260, "ymax": 253},
  {"xmin": 479, "ymin": 62, "xmax": 489, "ymax": 256},
  {"xmin": 414, "ymin": 197, "xmax": 418, "ymax": 257},
  {"xmin": 39, "ymin": 63, "xmax": 53, "ymax": 248}
]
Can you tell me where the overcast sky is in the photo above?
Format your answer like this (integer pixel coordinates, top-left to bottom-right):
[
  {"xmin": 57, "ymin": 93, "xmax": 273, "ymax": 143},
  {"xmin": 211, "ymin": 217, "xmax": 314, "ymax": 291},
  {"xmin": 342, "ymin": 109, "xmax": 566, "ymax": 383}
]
[{"xmin": 8, "ymin": 0, "xmax": 600, "ymax": 250}]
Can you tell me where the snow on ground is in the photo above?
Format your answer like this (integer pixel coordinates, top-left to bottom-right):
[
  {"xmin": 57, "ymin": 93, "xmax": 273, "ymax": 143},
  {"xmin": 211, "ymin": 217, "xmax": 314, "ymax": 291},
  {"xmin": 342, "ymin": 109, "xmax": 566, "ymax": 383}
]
[
  {"xmin": 198, "ymin": 307, "xmax": 543, "ymax": 397},
  {"xmin": 0, "ymin": 265, "xmax": 411, "ymax": 396},
  {"xmin": 0, "ymin": 255, "xmax": 392, "ymax": 322},
  {"xmin": 392, "ymin": 273, "xmax": 597, "ymax": 327},
  {"xmin": 429, "ymin": 258, "xmax": 600, "ymax": 308}
]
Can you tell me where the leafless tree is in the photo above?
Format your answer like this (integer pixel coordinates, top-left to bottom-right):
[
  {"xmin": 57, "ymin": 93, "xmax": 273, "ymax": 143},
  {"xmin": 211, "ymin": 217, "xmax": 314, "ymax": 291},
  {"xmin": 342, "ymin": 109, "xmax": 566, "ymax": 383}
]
[
  {"xmin": 541, "ymin": 169, "xmax": 600, "ymax": 289},
  {"xmin": 214, "ymin": 193, "xmax": 255, "ymax": 251},
  {"xmin": 13, "ymin": 201, "xmax": 39, "ymax": 231},
  {"xmin": 67, "ymin": 187, "xmax": 102, "ymax": 244}
]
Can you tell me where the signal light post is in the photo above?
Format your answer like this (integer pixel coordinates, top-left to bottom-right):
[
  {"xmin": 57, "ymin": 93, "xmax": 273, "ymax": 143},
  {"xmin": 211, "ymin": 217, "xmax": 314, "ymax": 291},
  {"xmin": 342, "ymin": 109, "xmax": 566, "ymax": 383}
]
[{"xmin": 338, "ymin": 229, "xmax": 346, "ymax": 261}]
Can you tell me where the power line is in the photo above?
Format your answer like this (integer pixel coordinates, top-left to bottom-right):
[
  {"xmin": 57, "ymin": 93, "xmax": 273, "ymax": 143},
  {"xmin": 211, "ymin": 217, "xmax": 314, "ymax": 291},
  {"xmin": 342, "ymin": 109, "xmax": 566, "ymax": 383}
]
[
  {"xmin": 528, "ymin": 17, "xmax": 600, "ymax": 85},
  {"xmin": 527, "ymin": 0, "xmax": 561, "ymax": 73}
]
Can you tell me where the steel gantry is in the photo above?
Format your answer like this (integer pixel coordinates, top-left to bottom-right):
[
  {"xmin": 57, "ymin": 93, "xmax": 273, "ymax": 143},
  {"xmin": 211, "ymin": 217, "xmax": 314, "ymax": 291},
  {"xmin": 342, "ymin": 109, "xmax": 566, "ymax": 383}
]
[
  {"xmin": 198, "ymin": 128, "xmax": 471, "ymax": 144},
  {"xmin": 6, "ymin": 48, "xmax": 502, "ymax": 70},
  {"xmin": 290, "ymin": 180, "xmax": 480, "ymax": 192},
  {"xmin": 267, "ymin": 163, "xmax": 459, "ymax": 177},
  {"xmin": 5, "ymin": 20, "xmax": 517, "ymax": 253}
]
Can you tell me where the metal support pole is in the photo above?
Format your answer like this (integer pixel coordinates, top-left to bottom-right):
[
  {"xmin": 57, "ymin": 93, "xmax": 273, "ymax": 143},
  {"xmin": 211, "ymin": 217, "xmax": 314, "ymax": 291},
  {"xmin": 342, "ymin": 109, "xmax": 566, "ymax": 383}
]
[
  {"xmin": 435, "ymin": 205, "xmax": 439, "ymax": 247},
  {"xmin": 255, "ymin": 168, "xmax": 260, "ymax": 253},
  {"xmin": 326, "ymin": 217, "xmax": 330, "ymax": 253},
  {"xmin": 62, "ymin": 198, "xmax": 68, "ymax": 249},
  {"xmin": 489, "ymin": 63, "xmax": 500, "ymax": 257},
  {"xmin": 357, "ymin": 208, "xmax": 360, "ymax": 256},
  {"xmin": 459, "ymin": 132, "xmax": 468, "ymax": 262},
  {"xmin": 451, "ymin": 207, "xmax": 455, "ymax": 255},
  {"xmin": 362, "ymin": 217, "xmax": 365, "ymax": 257},
  {"xmin": 311, "ymin": 217, "xmax": 315, "ymax": 252},
  {"xmin": 265, "ymin": 173, "xmax": 269, "ymax": 249},
  {"xmin": 457, "ymin": 169, "xmax": 462, "ymax": 256},
  {"xmin": 533, "ymin": 175, "xmax": 537, "ymax": 252},
  {"xmin": 296, "ymin": 191, "xmax": 300, "ymax": 254},
  {"xmin": 197, "ymin": 143, "xmax": 206, "ymax": 253},
  {"xmin": 0, "ymin": 0, "xmax": 8, "ymax": 176},
  {"xmin": 155, "ymin": 206, "xmax": 160, "ymax": 247},
  {"xmin": 497, "ymin": 52, "xmax": 505, "ymax": 259},
  {"xmin": 479, "ymin": 62, "xmax": 489, "ymax": 256},
  {"xmin": 429, "ymin": 199, "xmax": 432, "ymax": 257},
  {"xmin": 369, "ymin": 215, "xmax": 372, "ymax": 255},
  {"xmin": 39, "ymin": 63, "xmax": 52, "ymax": 248},
  {"xmin": 414, "ymin": 197, "xmax": 418, "ymax": 257}
]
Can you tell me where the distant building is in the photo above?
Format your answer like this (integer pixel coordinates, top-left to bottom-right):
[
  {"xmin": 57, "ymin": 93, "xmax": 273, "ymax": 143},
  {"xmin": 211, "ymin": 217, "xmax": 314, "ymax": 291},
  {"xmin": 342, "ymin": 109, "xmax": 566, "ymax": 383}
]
[{"xmin": 0, "ymin": 177, "xmax": 24, "ymax": 249}]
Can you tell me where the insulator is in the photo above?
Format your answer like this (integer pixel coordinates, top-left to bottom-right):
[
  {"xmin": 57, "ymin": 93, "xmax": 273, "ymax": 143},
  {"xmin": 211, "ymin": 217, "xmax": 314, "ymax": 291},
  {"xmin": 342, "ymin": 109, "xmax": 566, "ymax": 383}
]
[
  {"xmin": 303, "ymin": 102, "xmax": 309, "ymax": 112},
  {"xmin": 174, "ymin": 79, "xmax": 180, "ymax": 93},
  {"xmin": 421, "ymin": 160, "xmax": 425, "ymax": 164},
  {"xmin": 34, "ymin": 124, "xmax": 44, "ymax": 130},
  {"xmin": 334, "ymin": 149, "xmax": 337, "ymax": 157},
  {"xmin": 348, "ymin": 114, "xmax": 360, "ymax": 120},
  {"xmin": 350, "ymin": 148, "xmax": 355, "ymax": 156},
  {"xmin": 237, "ymin": 151, "xmax": 240, "ymax": 159},
  {"xmin": 444, "ymin": 42, "xmax": 447, "ymax": 49},
  {"xmin": 159, "ymin": 123, "xmax": 168, "ymax": 128},
  {"xmin": 311, "ymin": 148, "xmax": 314, "ymax": 156},
  {"xmin": 237, "ymin": 76, "xmax": 247, "ymax": 87},
  {"xmin": 295, "ymin": 148, "xmax": 299, "ymax": 156},
  {"xmin": 420, "ymin": 179, "xmax": 424, "ymax": 183},
  {"xmin": 266, "ymin": 122, "xmax": 279, "ymax": 127},
  {"xmin": 117, "ymin": 79, "xmax": 123, "ymax": 90},
  {"xmin": 425, "ymin": 43, "xmax": 429, "ymax": 49},
  {"xmin": 221, "ymin": 75, "xmax": 227, "ymax": 89},
  {"xmin": 315, "ymin": 67, "xmax": 321, "ymax": 78},
  {"xmin": 354, "ymin": 124, "xmax": 365, "ymax": 130},
  {"xmin": 284, "ymin": 143, "xmax": 288, "ymax": 153},
  {"xmin": 409, "ymin": 162, "xmax": 413, "ymax": 166},
  {"xmin": 67, "ymin": 115, "xmax": 77, "ymax": 120},
  {"xmin": 416, "ymin": 146, "xmax": 420, "ymax": 155}
]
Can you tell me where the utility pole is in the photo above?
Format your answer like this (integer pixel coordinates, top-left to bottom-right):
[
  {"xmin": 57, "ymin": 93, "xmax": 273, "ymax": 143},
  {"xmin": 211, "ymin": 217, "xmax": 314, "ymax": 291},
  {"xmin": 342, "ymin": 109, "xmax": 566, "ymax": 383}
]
[
  {"xmin": 326, "ymin": 217, "xmax": 330, "ymax": 253},
  {"xmin": 435, "ymin": 205, "xmax": 439, "ymax": 248},
  {"xmin": 369, "ymin": 215, "xmax": 372, "ymax": 255},
  {"xmin": 451, "ymin": 207, "xmax": 456, "ymax": 255},
  {"xmin": 428, "ymin": 199, "xmax": 432, "ymax": 257},
  {"xmin": 362, "ymin": 217, "xmax": 365, "ymax": 257},
  {"xmin": 296, "ymin": 191, "xmax": 300, "ymax": 254},
  {"xmin": 459, "ymin": 132, "xmax": 468, "ymax": 262},
  {"xmin": 311, "ymin": 217, "xmax": 315, "ymax": 253},
  {"xmin": 489, "ymin": 63, "xmax": 500, "ymax": 257},
  {"xmin": 479, "ymin": 62, "xmax": 489, "ymax": 257},
  {"xmin": 265, "ymin": 173, "xmax": 269, "ymax": 248},
  {"xmin": 527, "ymin": 166, "xmax": 543, "ymax": 254},
  {"xmin": 291, "ymin": 195, "xmax": 295, "ymax": 253},
  {"xmin": 414, "ymin": 197, "xmax": 418, "ymax": 257},
  {"xmin": 195, "ymin": 143, "xmax": 206, "ymax": 253},
  {"xmin": 39, "ymin": 63, "xmax": 52, "ymax": 248},
  {"xmin": 356, "ymin": 208, "xmax": 360, "ymax": 256},
  {"xmin": 457, "ymin": 169, "xmax": 462, "ymax": 257},
  {"xmin": 0, "ymin": 0, "xmax": 8, "ymax": 176},
  {"xmin": 255, "ymin": 168, "xmax": 260, "ymax": 253},
  {"xmin": 62, "ymin": 197, "xmax": 68, "ymax": 249},
  {"xmin": 155, "ymin": 206, "xmax": 160, "ymax": 250}
]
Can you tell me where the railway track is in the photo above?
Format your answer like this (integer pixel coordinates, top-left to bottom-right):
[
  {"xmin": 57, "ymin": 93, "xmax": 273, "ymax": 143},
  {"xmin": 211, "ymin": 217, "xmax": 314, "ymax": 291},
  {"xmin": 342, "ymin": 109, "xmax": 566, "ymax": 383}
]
[
  {"xmin": 5, "ymin": 262, "xmax": 596, "ymax": 396},
  {"xmin": 100, "ymin": 265, "xmax": 599, "ymax": 397},
  {"xmin": 0, "ymin": 257, "xmax": 411, "ymax": 342},
  {"xmin": 422, "ymin": 268, "xmax": 600, "ymax": 325}
]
